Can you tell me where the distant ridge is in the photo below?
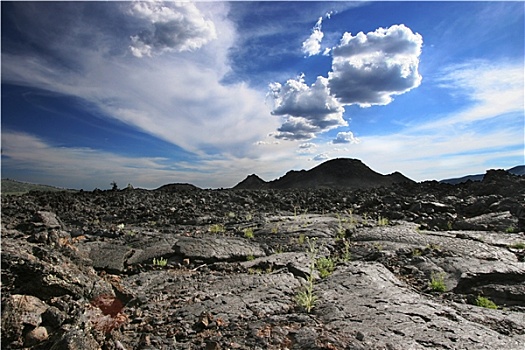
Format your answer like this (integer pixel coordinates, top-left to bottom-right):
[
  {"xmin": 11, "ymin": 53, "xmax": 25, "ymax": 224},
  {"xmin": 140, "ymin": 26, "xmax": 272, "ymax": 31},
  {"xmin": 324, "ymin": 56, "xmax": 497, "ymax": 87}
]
[
  {"xmin": 440, "ymin": 165, "xmax": 525, "ymax": 185},
  {"xmin": 155, "ymin": 183, "xmax": 201, "ymax": 192},
  {"xmin": 233, "ymin": 158, "xmax": 414, "ymax": 190},
  {"xmin": 1, "ymin": 179, "xmax": 73, "ymax": 195}
]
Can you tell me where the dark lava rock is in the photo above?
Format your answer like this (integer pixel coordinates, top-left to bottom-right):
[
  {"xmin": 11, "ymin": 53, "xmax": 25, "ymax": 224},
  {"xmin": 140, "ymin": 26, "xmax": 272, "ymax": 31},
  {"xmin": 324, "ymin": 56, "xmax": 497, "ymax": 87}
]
[{"xmin": 2, "ymin": 168, "xmax": 524, "ymax": 349}]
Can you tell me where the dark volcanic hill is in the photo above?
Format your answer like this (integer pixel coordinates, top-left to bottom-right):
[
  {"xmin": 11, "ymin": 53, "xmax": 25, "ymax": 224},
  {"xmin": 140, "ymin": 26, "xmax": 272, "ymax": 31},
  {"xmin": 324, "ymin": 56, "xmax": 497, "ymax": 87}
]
[
  {"xmin": 440, "ymin": 165, "xmax": 525, "ymax": 185},
  {"xmin": 234, "ymin": 158, "xmax": 413, "ymax": 190}
]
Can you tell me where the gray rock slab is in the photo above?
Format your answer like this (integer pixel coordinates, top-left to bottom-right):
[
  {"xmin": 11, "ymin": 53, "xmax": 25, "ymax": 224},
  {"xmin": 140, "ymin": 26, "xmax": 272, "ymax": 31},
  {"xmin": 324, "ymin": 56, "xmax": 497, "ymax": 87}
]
[
  {"xmin": 125, "ymin": 235, "xmax": 179, "ymax": 265},
  {"xmin": 122, "ymin": 269, "xmax": 300, "ymax": 323},
  {"xmin": 80, "ymin": 242, "xmax": 134, "ymax": 273},
  {"xmin": 315, "ymin": 261, "xmax": 525, "ymax": 349},
  {"xmin": 174, "ymin": 236, "xmax": 266, "ymax": 262},
  {"xmin": 241, "ymin": 252, "xmax": 314, "ymax": 279}
]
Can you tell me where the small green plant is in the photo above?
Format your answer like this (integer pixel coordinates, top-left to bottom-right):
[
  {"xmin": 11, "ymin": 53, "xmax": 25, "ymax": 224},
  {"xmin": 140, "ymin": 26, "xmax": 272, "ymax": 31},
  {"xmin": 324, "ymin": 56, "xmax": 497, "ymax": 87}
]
[
  {"xmin": 316, "ymin": 257, "xmax": 335, "ymax": 278},
  {"xmin": 510, "ymin": 242, "xmax": 525, "ymax": 249},
  {"xmin": 475, "ymin": 296, "xmax": 497, "ymax": 309},
  {"xmin": 341, "ymin": 239, "xmax": 352, "ymax": 262},
  {"xmin": 152, "ymin": 257, "xmax": 168, "ymax": 267},
  {"xmin": 246, "ymin": 255, "xmax": 255, "ymax": 261},
  {"xmin": 373, "ymin": 242, "xmax": 383, "ymax": 251},
  {"xmin": 335, "ymin": 213, "xmax": 346, "ymax": 241},
  {"xmin": 295, "ymin": 278, "xmax": 317, "ymax": 313},
  {"xmin": 274, "ymin": 245, "xmax": 285, "ymax": 254},
  {"xmin": 377, "ymin": 216, "xmax": 389, "ymax": 226},
  {"xmin": 298, "ymin": 233, "xmax": 306, "ymax": 244},
  {"xmin": 426, "ymin": 243, "xmax": 442, "ymax": 251},
  {"xmin": 412, "ymin": 248, "xmax": 422, "ymax": 257},
  {"xmin": 505, "ymin": 226, "xmax": 517, "ymax": 233},
  {"xmin": 306, "ymin": 237, "xmax": 318, "ymax": 255},
  {"xmin": 363, "ymin": 213, "xmax": 369, "ymax": 226},
  {"xmin": 271, "ymin": 225, "xmax": 279, "ymax": 234},
  {"xmin": 248, "ymin": 267, "xmax": 262, "ymax": 275},
  {"xmin": 209, "ymin": 223, "xmax": 225, "ymax": 234},
  {"xmin": 243, "ymin": 227, "xmax": 255, "ymax": 239},
  {"xmin": 296, "ymin": 237, "xmax": 319, "ymax": 313},
  {"xmin": 429, "ymin": 272, "xmax": 446, "ymax": 293}
]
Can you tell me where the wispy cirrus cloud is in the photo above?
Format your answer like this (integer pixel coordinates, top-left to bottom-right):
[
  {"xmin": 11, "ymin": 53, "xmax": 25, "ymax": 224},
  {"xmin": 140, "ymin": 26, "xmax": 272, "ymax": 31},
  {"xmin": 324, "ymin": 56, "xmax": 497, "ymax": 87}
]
[
  {"xmin": 1, "ymin": 130, "xmax": 294, "ymax": 189},
  {"xmin": 301, "ymin": 16, "xmax": 324, "ymax": 57},
  {"xmin": 418, "ymin": 60, "xmax": 524, "ymax": 130},
  {"xmin": 1, "ymin": 1, "xmax": 278, "ymax": 159}
]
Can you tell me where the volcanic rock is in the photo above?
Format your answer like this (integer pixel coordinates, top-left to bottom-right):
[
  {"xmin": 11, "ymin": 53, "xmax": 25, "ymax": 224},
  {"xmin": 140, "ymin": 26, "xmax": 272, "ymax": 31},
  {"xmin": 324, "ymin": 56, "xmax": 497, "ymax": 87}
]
[{"xmin": 2, "ymin": 165, "xmax": 525, "ymax": 349}]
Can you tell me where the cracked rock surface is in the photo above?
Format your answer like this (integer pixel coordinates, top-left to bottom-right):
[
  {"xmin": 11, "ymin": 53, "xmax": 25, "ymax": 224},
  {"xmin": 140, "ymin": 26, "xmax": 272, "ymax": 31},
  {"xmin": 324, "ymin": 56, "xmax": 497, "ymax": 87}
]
[{"xmin": 2, "ymin": 170, "xmax": 525, "ymax": 349}]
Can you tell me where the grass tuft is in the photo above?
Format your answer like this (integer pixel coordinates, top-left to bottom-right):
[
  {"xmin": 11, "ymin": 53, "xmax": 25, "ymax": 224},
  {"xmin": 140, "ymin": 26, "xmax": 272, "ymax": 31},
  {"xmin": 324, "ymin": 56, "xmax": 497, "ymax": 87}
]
[
  {"xmin": 429, "ymin": 272, "xmax": 446, "ymax": 293},
  {"xmin": 475, "ymin": 296, "xmax": 497, "ymax": 309}
]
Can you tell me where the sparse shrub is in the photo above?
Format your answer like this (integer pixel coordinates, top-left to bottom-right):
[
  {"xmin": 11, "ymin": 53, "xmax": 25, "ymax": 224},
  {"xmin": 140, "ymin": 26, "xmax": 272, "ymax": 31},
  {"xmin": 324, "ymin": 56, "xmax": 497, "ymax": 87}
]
[
  {"xmin": 510, "ymin": 242, "xmax": 525, "ymax": 249},
  {"xmin": 335, "ymin": 213, "xmax": 346, "ymax": 240},
  {"xmin": 412, "ymin": 248, "xmax": 422, "ymax": 257},
  {"xmin": 475, "ymin": 296, "xmax": 497, "ymax": 309},
  {"xmin": 246, "ymin": 255, "xmax": 255, "ymax": 261},
  {"xmin": 429, "ymin": 272, "xmax": 446, "ymax": 293},
  {"xmin": 426, "ymin": 243, "xmax": 442, "ymax": 251},
  {"xmin": 152, "ymin": 257, "xmax": 168, "ymax": 267},
  {"xmin": 243, "ymin": 227, "xmax": 255, "ymax": 239},
  {"xmin": 296, "ymin": 237, "xmax": 319, "ymax": 313},
  {"xmin": 298, "ymin": 233, "xmax": 306, "ymax": 244},
  {"xmin": 377, "ymin": 216, "xmax": 389, "ymax": 226},
  {"xmin": 506, "ymin": 226, "xmax": 517, "ymax": 233},
  {"xmin": 373, "ymin": 242, "xmax": 384, "ymax": 251},
  {"xmin": 363, "ymin": 213, "xmax": 369, "ymax": 226},
  {"xmin": 295, "ymin": 279, "xmax": 317, "ymax": 313},
  {"xmin": 341, "ymin": 239, "xmax": 352, "ymax": 262},
  {"xmin": 316, "ymin": 257, "xmax": 335, "ymax": 278},
  {"xmin": 209, "ymin": 223, "xmax": 225, "ymax": 234}
]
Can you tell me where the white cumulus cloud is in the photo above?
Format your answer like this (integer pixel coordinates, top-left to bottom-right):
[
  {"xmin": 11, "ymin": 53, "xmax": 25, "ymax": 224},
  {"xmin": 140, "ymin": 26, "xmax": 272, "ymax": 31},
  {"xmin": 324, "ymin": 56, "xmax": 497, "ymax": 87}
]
[
  {"xmin": 297, "ymin": 142, "xmax": 317, "ymax": 154},
  {"xmin": 312, "ymin": 153, "xmax": 329, "ymax": 161},
  {"xmin": 269, "ymin": 24, "xmax": 423, "ymax": 141},
  {"xmin": 329, "ymin": 24, "xmax": 423, "ymax": 106},
  {"xmin": 332, "ymin": 131, "xmax": 360, "ymax": 144},
  {"xmin": 268, "ymin": 74, "xmax": 347, "ymax": 140},
  {"xmin": 129, "ymin": 1, "xmax": 217, "ymax": 57}
]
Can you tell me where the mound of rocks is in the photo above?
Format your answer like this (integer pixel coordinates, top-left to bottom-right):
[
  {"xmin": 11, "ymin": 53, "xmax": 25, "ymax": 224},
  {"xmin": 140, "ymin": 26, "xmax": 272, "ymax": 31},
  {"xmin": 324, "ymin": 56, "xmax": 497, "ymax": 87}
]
[{"xmin": 2, "ymin": 169, "xmax": 524, "ymax": 349}]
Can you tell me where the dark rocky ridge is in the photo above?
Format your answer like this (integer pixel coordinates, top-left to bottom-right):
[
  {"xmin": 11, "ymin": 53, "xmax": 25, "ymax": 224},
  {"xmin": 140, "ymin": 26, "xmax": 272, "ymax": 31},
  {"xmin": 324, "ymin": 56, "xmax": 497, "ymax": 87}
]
[
  {"xmin": 441, "ymin": 165, "xmax": 525, "ymax": 185},
  {"xmin": 234, "ymin": 158, "xmax": 413, "ymax": 190},
  {"xmin": 2, "ymin": 168, "xmax": 525, "ymax": 349}
]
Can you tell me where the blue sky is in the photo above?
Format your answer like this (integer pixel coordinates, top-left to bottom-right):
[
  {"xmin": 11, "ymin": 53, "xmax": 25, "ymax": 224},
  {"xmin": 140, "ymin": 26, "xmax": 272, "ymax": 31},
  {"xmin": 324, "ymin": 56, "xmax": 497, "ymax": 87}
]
[{"xmin": 1, "ymin": 1, "xmax": 523, "ymax": 189}]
